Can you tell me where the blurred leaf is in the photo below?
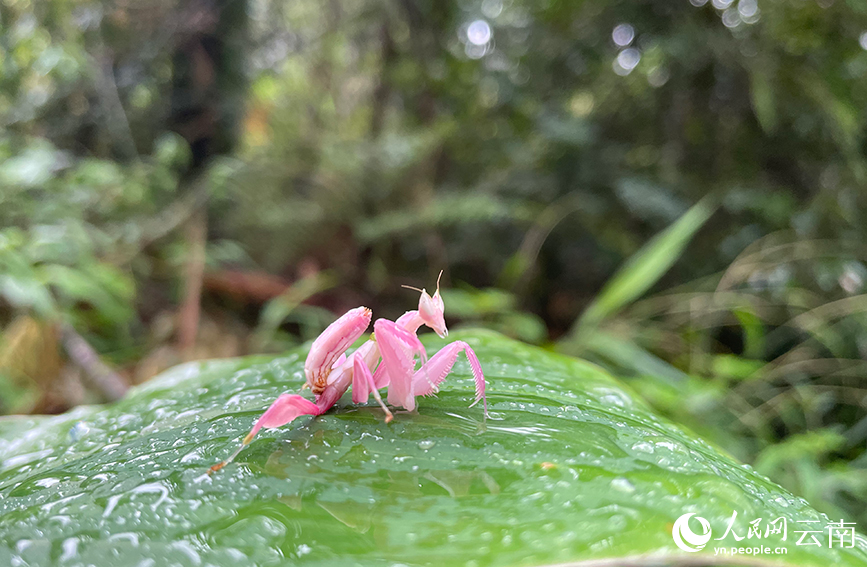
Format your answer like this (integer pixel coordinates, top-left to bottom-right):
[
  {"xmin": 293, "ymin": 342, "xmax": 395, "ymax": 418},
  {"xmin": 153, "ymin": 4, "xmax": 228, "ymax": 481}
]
[
  {"xmin": 711, "ymin": 354, "xmax": 764, "ymax": 381},
  {"xmin": 254, "ymin": 271, "xmax": 338, "ymax": 349},
  {"xmin": 440, "ymin": 287, "xmax": 516, "ymax": 318},
  {"xmin": 750, "ymin": 68, "xmax": 778, "ymax": 134},
  {"xmin": 0, "ymin": 370, "xmax": 40, "ymax": 415},
  {"xmin": 0, "ymin": 275, "xmax": 55, "ymax": 317},
  {"xmin": 0, "ymin": 316, "xmax": 60, "ymax": 413},
  {"xmin": 0, "ymin": 142, "xmax": 61, "ymax": 188},
  {"xmin": 496, "ymin": 311, "xmax": 547, "ymax": 344},
  {"xmin": 733, "ymin": 306, "xmax": 766, "ymax": 359},
  {"xmin": 579, "ymin": 330, "xmax": 688, "ymax": 385},
  {"xmin": 755, "ymin": 430, "xmax": 846, "ymax": 474},
  {"xmin": 569, "ymin": 199, "xmax": 716, "ymax": 339},
  {"xmin": 356, "ymin": 193, "xmax": 529, "ymax": 243},
  {"xmin": 798, "ymin": 70, "xmax": 860, "ymax": 152},
  {"xmin": 41, "ymin": 263, "xmax": 134, "ymax": 327},
  {"xmin": 441, "ymin": 288, "xmax": 546, "ymax": 343},
  {"xmin": 153, "ymin": 132, "xmax": 191, "ymax": 171},
  {"xmin": 614, "ymin": 178, "xmax": 687, "ymax": 224}
]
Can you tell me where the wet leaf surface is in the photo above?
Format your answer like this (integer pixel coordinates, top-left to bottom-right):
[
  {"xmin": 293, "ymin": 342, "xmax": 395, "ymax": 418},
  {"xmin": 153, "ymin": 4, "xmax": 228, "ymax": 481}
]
[{"xmin": 1, "ymin": 330, "xmax": 866, "ymax": 566}]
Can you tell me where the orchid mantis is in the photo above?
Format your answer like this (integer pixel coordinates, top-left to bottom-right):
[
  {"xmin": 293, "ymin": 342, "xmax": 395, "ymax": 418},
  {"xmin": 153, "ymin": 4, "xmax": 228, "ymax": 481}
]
[{"xmin": 210, "ymin": 275, "xmax": 487, "ymax": 473}]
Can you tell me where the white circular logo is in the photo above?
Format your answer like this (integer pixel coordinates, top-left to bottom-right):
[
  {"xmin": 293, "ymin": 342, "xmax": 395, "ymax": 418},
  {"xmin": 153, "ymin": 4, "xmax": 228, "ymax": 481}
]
[{"xmin": 672, "ymin": 513, "xmax": 712, "ymax": 552}]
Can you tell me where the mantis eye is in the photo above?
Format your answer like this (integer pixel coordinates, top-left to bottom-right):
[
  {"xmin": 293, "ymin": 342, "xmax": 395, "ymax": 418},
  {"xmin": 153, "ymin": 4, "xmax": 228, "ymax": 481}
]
[
  {"xmin": 418, "ymin": 290, "xmax": 437, "ymax": 318},
  {"xmin": 431, "ymin": 288, "xmax": 444, "ymax": 310}
]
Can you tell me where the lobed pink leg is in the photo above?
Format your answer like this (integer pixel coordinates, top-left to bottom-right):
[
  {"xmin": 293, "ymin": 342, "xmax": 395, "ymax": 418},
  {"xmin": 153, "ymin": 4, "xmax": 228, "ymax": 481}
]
[
  {"xmin": 371, "ymin": 363, "xmax": 389, "ymax": 389},
  {"xmin": 209, "ymin": 394, "xmax": 320, "ymax": 474},
  {"xmin": 304, "ymin": 307, "xmax": 372, "ymax": 386},
  {"xmin": 350, "ymin": 353, "xmax": 370, "ymax": 404},
  {"xmin": 411, "ymin": 341, "xmax": 488, "ymax": 417},
  {"xmin": 249, "ymin": 394, "xmax": 322, "ymax": 439},
  {"xmin": 375, "ymin": 319, "xmax": 428, "ymax": 411},
  {"xmin": 351, "ymin": 353, "xmax": 393, "ymax": 422},
  {"xmin": 212, "ymin": 306, "xmax": 376, "ymax": 474}
]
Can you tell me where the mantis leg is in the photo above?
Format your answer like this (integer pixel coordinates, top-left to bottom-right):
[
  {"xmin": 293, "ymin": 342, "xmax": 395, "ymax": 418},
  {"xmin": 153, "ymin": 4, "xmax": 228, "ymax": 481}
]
[
  {"xmin": 209, "ymin": 394, "xmax": 320, "ymax": 474},
  {"xmin": 351, "ymin": 353, "xmax": 393, "ymax": 423},
  {"xmin": 411, "ymin": 341, "xmax": 488, "ymax": 418},
  {"xmin": 304, "ymin": 306, "xmax": 372, "ymax": 388},
  {"xmin": 375, "ymin": 318, "xmax": 428, "ymax": 411}
]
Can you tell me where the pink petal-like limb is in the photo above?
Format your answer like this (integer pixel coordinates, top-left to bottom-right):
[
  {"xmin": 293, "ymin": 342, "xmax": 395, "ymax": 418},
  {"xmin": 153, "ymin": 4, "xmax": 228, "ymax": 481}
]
[
  {"xmin": 351, "ymin": 353, "xmax": 393, "ymax": 422},
  {"xmin": 351, "ymin": 354, "xmax": 370, "ymax": 404},
  {"xmin": 304, "ymin": 307, "xmax": 372, "ymax": 387},
  {"xmin": 209, "ymin": 394, "xmax": 320, "ymax": 474},
  {"xmin": 378, "ymin": 319, "xmax": 428, "ymax": 361},
  {"xmin": 250, "ymin": 394, "xmax": 322, "ymax": 437},
  {"xmin": 212, "ymin": 306, "xmax": 376, "ymax": 474},
  {"xmin": 375, "ymin": 319, "xmax": 428, "ymax": 411},
  {"xmin": 411, "ymin": 341, "xmax": 488, "ymax": 418},
  {"xmin": 371, "ymin": 362, "xmax": 389, "ymax": 389},
  {"xmin": 331, "ymin": 353, "xmax": 347, "ymax": 369}
]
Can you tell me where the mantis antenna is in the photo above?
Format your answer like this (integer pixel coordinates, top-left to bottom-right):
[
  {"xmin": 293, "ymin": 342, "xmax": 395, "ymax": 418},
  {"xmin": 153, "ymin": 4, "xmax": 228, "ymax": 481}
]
[{"xmin": 401, "ymin": 270, "xmax": 444, "ymax": 294}]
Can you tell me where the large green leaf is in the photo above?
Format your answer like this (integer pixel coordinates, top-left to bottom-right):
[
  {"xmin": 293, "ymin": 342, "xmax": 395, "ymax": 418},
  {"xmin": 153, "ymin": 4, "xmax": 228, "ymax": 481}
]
[{"xmin": 1, "ymin": 331, "xmax": 866, "ymax": 566}]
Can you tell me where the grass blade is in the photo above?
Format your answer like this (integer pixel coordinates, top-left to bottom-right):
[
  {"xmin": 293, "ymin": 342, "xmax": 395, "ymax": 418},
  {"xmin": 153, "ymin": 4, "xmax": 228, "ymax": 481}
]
[{"xmin": 569, "ymin": 198, "xmax": 716, "ymax": 340}]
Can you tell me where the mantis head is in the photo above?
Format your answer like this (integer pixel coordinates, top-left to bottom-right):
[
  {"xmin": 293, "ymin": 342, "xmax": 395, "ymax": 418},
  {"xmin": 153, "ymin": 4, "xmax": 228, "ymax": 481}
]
[{"xmin": 404, "ymin": 271, "xmax": 448, "ymax": 339}]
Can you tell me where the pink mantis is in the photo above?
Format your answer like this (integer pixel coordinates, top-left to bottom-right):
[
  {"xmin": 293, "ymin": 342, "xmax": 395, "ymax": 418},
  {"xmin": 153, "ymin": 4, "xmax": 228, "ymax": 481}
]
[{"xmin": 210, "ymin": 275, "xmax": 487, "ymax": 473}]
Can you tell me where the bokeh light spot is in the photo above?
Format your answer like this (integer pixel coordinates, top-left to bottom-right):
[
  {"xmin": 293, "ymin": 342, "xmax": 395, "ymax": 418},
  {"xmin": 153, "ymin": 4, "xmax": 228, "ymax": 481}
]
[
  {"xmin": 738, "ymin": 0, "xmax": 758, "ymax": 18},
  {"xmin": 722, "ymin": 7, "xmax": 741, "ymax": 27},
  {"xmin": 481, "ymin": 0, "xmax": 503, "ymax": 19},
  {"xmin": 612, "ymin": 24, "xmax": 635, "ymax": 47},
  {"xmin": 465, "ymin": 42, "xmax": 488, "ymax": 60},
  {"xmin": 614, "ymin": 48, "xmax": 641, "ymax": 75},
  {"xmin": 467, "ymin": 20, "xmax": 492, "ymax": 46}
]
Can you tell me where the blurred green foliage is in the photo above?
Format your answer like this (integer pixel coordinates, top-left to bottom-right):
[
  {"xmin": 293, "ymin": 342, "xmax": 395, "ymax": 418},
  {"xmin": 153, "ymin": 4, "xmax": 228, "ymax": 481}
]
[
  {"xmin": 3, "ymin": 0, "xmax": 867, "ymax": 537},
  {"xmin": 0, "ymin": 133, "xmax": 194, "ymax": 350}
]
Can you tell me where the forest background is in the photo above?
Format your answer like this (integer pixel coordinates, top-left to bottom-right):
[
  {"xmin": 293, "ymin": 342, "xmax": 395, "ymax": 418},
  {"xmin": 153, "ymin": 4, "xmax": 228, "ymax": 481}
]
[{"xmin": 3, "ymin": 0, "xmax": 867, "ymax": 534}]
